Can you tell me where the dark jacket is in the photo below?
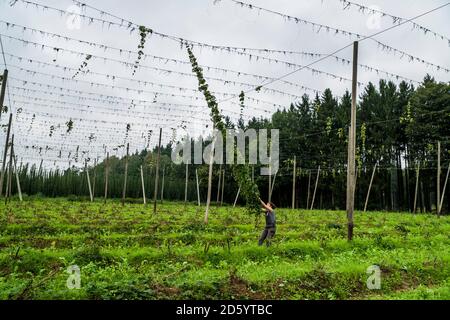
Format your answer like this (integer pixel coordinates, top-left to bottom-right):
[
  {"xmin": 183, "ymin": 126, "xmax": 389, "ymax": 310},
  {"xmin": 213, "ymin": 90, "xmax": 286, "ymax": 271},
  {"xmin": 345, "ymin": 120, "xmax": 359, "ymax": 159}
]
[{"xmin": 265, "ymin": 210, "xmax": 276, "ymax": 228}]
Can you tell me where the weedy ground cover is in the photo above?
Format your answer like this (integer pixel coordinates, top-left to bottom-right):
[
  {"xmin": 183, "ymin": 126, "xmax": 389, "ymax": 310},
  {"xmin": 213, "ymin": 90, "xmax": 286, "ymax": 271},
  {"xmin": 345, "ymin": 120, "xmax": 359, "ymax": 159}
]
[{"xmin": 0, "ymin": 198, "xmax": 449, "ymax": 300}]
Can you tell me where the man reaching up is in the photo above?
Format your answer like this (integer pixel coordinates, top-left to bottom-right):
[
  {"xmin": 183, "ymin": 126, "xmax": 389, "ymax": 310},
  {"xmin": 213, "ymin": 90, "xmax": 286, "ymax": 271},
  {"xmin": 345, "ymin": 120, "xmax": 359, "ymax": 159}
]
[{"xmin": 258, "ymin": 198, "xmax": 276, "ymax": 247}]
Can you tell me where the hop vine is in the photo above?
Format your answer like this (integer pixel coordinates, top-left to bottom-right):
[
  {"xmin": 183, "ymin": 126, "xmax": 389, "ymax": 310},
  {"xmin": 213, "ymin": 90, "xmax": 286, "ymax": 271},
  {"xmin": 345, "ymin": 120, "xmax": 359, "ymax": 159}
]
[
  {"xmin": 187, "ymin": 46, "xmax": 260, "ymax": 214},
  {"xmin": 133, "ymin": 26, "xmax": 153, "ymax": 76},
  {"xmin": 66, "ymin": 119, "xmax": 74, "ymax": 134},
  {"xmin": 238, "ymin": 91, "xmax": 245, "ymax": 128},
  {"xmin": 72, "ymin": 54, "xmax": 92, "ymax": 79}
]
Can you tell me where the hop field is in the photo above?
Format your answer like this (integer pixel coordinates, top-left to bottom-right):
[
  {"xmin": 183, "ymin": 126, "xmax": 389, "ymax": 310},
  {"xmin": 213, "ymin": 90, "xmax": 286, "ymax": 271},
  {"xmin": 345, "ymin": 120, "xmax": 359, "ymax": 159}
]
[{"xmin": 0, "ymin": 198, "xmax": 449, "ymax": 300}]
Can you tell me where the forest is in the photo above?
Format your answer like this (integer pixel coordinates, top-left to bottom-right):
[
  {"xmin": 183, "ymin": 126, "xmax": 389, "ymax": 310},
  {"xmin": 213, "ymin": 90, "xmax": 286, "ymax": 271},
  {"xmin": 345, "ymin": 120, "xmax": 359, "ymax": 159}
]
[{"xmin": 10, "ymin": 75, "xmax": 450, "ymax": 213}]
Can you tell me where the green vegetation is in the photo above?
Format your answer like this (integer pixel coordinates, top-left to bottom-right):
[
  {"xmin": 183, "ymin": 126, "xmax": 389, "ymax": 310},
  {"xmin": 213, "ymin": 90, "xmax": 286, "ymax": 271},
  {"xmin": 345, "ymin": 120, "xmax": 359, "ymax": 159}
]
[{"xmin": 0, "ymin": 198, "xmax": 449, "ymax": 300}]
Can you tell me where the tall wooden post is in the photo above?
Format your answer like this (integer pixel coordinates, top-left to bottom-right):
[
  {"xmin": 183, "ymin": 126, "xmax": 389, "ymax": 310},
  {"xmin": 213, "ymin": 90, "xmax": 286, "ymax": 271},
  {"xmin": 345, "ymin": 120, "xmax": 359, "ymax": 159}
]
[
  {"xmin": 292, "ymin": 156, "xmax": 296, "ymax": 209},
  {"xmin": 233, "ymin": 187, "xmax": 240, "ymax": 207},
  {"xmin": 184, "ymin": 163, "xmax": 188, "ymax": 207},
  {"xmin": 104, "ymin": 152, "xmax": 109, "ymax": 203},
  {"xmin": 437, "ymin": 141, "xmax": 441, "ymax": 216},
  {"xmin": 439, "ymin": 165, "xmax": 449, "ymax": 214},
  {"xmin": 438, "ymin": 164, "xmax": 449, "ymax": 212},
  {"xmin": 310, "ymin": 165, "xmax": 320, "ymax": 210},
  {"xmin": 204, "ymin": 134, "xmax": 216, "ymax": 224},
  {"xmin": 38, "ymin": 159, "xmax": 43, "ymax": 179},
  {"xmin": 420, "ymin": 181, "xmax": 425, "ymax": 213},
  {"xmin": 270, "ymin": 171, "xmax": 277, "ymax": 200},
  {"xmin": 153, "ymin": 128, "xmax": 162, "ymax": 214},
  {"xmin": 85, "ymin": 159, "xmax": 93, "ymax": 202},
  {"xmin": 140, "ymin": 165, "xmax": 146, "ymax": 205},
  {"xmin": 413, "ymin": 162, "xmax": 420, "ymax": 213},
  {"xmin": 13, "ymin": 150, "xmax": 22, "ymax": 202},
  {"xmin": 364, "ymin": 163, "xmax": 377, "ymax": 212},
  {"xmin": 346, "ymin": 41, "xmax": 358, "ymax": 241},
  {"xmin": 195, "ymin": 168, "xmax": 200, "ymax": 206},
  {"xmin": 306, "ymin": 169, "xmax": 311, "ymax": 209},
  {"xmin": 220, "ymin": 168, "xmax": 225, "ymax": 206},
  {"xmin": 5, "ymin": 134, "xmax": 14, "ymax": 203},
  {"xmin": 216, "ymin": 164, "xmax": 222, "ymax": 204},
  {"xmin": 122, "ymin": 143, "xmax": 129, "ymax": 206},
  {"xmin": 4, "ymin": 162, "xmax": 9, "ymax": 203},
  {"xmin": 0, "ymin": 69, "xmax": 8, "ymax": 121},
  {"xmin": 0, "ymin": 113, "xmax": 12, "ymax": 197},
  {"xmin": 92, "ymin": 158, "xmax": 97, "ymax": 200},
  {"xmin": 160, "ymin": 166, "xmax": 165, "ymax": 203}
]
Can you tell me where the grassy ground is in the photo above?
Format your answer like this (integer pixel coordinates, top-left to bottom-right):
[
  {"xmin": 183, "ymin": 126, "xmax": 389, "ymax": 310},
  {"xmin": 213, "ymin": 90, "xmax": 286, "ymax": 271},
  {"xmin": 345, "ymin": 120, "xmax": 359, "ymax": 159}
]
[{"xmin": 0, "ymin": 198, "xmax": 449, "ymax": 300}]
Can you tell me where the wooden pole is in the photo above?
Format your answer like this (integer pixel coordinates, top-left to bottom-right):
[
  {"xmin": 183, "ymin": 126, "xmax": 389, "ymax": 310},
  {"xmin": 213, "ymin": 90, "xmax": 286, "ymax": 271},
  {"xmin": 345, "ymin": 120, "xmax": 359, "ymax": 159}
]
[
  {"xmin": 92, "ymin": 158, "xmax": 97, "ymax": 200},
  {"xmin": 364, "ymin": 163, "xmax": 378, "ymax": 212},
  {"xmin": 439, "ymin": 165, "xmax": 449, "ymax": 214},
  {"xmin": 38, "ymin": 159, "xmax": 43, "ymax": 176},
  {"xmin": 195, "ymin": 168, "xmax": 200, "ymax": 206},
  {"xmin": 140, "ymin": 165, "xmax": 146, "ymax": 205},
  {"xmin": 0, "ymin": 69, "xmax": 8, "ymax": 121},
  {"xmin": 420, "ymin": 181, "xmax": 425, "ymax": 213},
  {"xmin": 104, "ymin": 152, "xmax": 109, "ymax": 203},
  {"xmin": 233, "ymin": 187, "xmax": 240, "ymax": 207},
  {"xmin": 220, "ymin": 168, "xmax": 225, "ymax": 206},
  {"xmin": 204, "ymin": 135, "xmax": 216, "ymax": 224},
  {"xmin": 270, "ymin": 171, "xmax": 277, "ymax": 200},
  {"xmin": 437, "ymin": 141, "xmax": 441, "ymax": 216},
  {"xmin": 121, "ymin": 143, "xmax": 129, "ymax": 206},
  {"xmin": 413, "ymin": 162, "xmax": 420, "ymax": 213},
  {"xmin": 153, "ymin": 128, "xmax": 162, "ymax": 214},
  {"xmin": 310, "ymin": 166, "xmax": 320, "ymax": 210},
  {"xmin": 13, "ymin": 151, "xmax": 22, "ymax": 202},
  {"xmin": 184, "ymin": 163, "xmax": 188, "ymax": 207},
  {"xmin": 0, "ymin": 113, "xmax": 12, "ymax": 197},
  {"xmin": 85, "ymin": 159, "xmax": 93, "ymax": 202},
  {"xmin": 216, "ymin": 164, "xmax": 222, "ymax": 204},
  {"xmin": 6, "ymin": 134, "xmax": 13, "ymax": 203},
  {"xmin": 160, "ymin": 166, "xmax": 165, "ymax": 203},
  {"xmin": 306, "ymin": 169, "xmax": 311, "ymax": 209},
  {"xmin": 4, "ymin": 161, "xmax": 9, "ymax": 204},
  {"xmin": 292, "ymin": 156, "xmax": 296, "ymax": 209},
  {"xmin": 346, "ymin": 41, "xmax": 358, "ymax": 241}
]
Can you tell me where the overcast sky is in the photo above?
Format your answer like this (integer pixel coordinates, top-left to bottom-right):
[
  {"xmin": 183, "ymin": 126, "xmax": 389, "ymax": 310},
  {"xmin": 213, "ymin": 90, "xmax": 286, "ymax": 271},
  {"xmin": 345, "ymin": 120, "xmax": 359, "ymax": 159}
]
[{"xmin": 0, "ymin": 0, "xmax": 448, "ymax": 169}]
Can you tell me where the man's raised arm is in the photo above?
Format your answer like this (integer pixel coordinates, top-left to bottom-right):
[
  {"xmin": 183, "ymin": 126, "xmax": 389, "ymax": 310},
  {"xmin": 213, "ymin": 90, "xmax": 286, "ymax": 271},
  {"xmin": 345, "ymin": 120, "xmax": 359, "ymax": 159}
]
[{"xmin": 258, "ymin": 197, "xmax": 271, "ymax": 212}]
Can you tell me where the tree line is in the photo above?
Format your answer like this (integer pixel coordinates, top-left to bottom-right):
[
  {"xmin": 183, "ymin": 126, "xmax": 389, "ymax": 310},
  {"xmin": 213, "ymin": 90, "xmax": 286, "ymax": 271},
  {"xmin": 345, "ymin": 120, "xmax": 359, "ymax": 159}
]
[{"xmin": 5, "ymin": 75, "xmax": 450, "ymax": 213}]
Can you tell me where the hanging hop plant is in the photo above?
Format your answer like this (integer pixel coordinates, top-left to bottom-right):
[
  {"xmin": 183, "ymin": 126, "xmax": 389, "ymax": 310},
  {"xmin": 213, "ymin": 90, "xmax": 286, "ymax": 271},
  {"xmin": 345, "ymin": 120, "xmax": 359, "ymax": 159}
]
[
  {"xmin": 147, "ymin": 129, "xmax": 153, "ymax": 148},
  {"xmin": 238, "ymin": 91, "xmax": 245, "ymax": 128},
  {"xmin": 28, "ymin": 113, "xmax": 35, "ymax": 132},
  {"xmin": 125, "ymin": 123, "xmax": 131, "ymax": 141},
  {"xmin": 360, "ymin": 122, "xmax": 367, "ymax": 154},
  {"xmin": 72, "ymin": 54, "xmax": 92, "ymax": 79},
  {"xmin": 187, "ymin": 46, "xmax": 260, "ymax": 214},
  {"xmin": 133, "ymin": 26, "xmax": 153, "ymax": 76},
  {"xmin": 66, "ymin": 119, "xmax": 74, "ymax": 133}
]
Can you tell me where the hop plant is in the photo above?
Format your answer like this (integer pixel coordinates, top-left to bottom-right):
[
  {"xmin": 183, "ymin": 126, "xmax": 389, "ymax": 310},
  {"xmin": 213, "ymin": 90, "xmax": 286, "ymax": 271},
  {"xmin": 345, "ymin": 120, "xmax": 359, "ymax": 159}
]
[{"xmin": 187, "ymin": 46, "xmax": 260, "ymax": 214}]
